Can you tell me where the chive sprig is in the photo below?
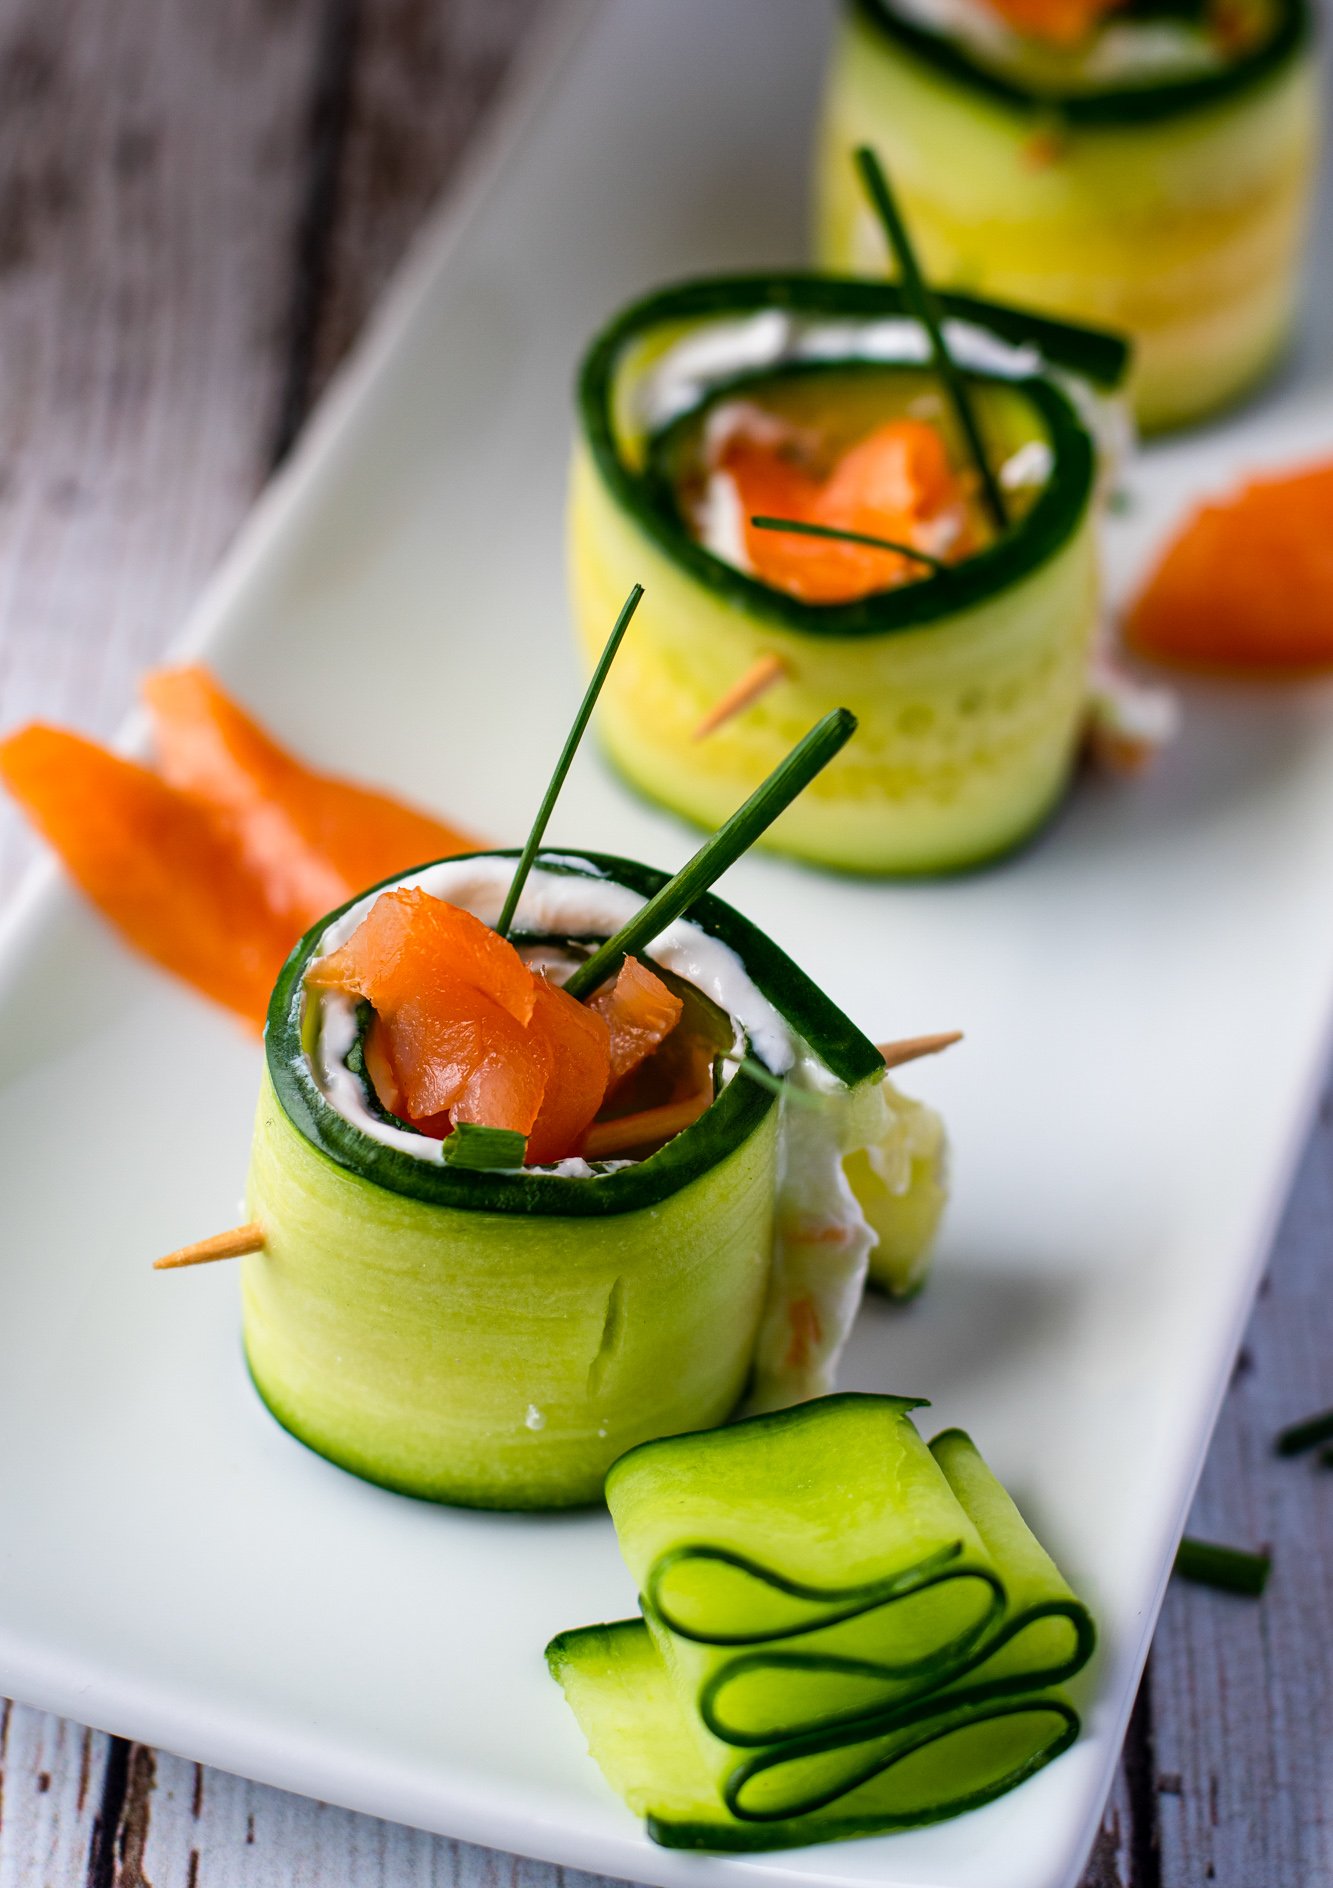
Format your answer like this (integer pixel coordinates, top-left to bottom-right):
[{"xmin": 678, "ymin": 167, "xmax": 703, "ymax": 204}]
[
  {"xmin": 750, "ymin": 515, "xmax": 948, "ymax": 574},
  {"xmin": 854, "ymin": 145, "xmax": 1008, "ymax": 533},
  {"xmin": 495, "ymin": 582, "xmax": 643, "ymax": 939},
  {"xmin": 562, "ymin": 708, "xmax": 857, "ymax": 1000}
]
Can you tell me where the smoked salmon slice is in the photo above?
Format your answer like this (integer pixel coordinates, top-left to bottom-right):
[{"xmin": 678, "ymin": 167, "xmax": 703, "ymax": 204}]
[
  {"xmin": 143, "ymin": 666, "xmax": 475, "ymax": 923},
  {"xmin": 590, "ymin": 956, "xmax": 684, "ymax": 1085},
  {"xmin": 0, "ymin": 726, "xmax": 294, "ymax": 1023},
  {"xmin": 1126, "ymin": 462, "xmax": 1333, "ymax": 673},
  {"xmin": 309, "ymin": 888, "xmax": 614, "ymax": 1161},
  {"xmin": 0, "ymin": 667, "xmax": 480, "ymax": 1030},
  {"xmin": 982, "ymin": 0, "xmax": 1126, "ymax": 45},
  {"xmin": 720, "ymin": 418, "xmax": 969, "ymax": 604}
]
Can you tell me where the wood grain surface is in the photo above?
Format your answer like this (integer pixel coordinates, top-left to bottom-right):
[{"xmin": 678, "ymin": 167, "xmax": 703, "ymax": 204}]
[{"xmin": 0, "ymin": 2, "xmax": 1328, "ymax": 1884}]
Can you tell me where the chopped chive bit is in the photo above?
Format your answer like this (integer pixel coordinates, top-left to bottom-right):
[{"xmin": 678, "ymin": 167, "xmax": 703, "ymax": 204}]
[
  {"xmin": 1274, "ymin": 1406, "xmax": 1333, "ymax": 1458},
  {"xmin": 1319, "ymin": 1445, "xmax": 1333, "ymax": 1470},
  {"xmin": 1174, "ymin": 1537, "xmax": 1271, "ymax": 1597},
  {"xmin": 443, "ymin": 1122, "xmax": 528, "ymax": 1171}
]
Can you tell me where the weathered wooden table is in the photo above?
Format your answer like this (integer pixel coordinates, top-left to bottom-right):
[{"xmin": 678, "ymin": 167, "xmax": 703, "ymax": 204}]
[{"xmin": 0, "ymin": 2, "xmax": 1327, "ymax": 1883}]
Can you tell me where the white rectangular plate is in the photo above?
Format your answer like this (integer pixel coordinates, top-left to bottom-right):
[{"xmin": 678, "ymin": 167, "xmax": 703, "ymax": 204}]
[{"xmin": 0, "ymin": 5, "xmax": 1330, "ymax": 1886}]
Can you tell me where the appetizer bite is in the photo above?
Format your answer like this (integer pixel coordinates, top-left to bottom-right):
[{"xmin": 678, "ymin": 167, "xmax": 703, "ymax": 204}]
[
  {"xmin": 816, "ymin": 0, "xmax": 1318, "ymax": 432},
  {"xmin": 148, "ymin": 608, "xmax": 953, "ymax": 1509},
  {"xmin": 244, "ymin": 846, "xmax": 945, "ymax": 1507},
  {"xmin": 569, "ymin": 158, "xmax": 1131, "ymax": 874},
  {"xmin": 548, "ymin": 1394, "xmax": 1096, "ymax": 1848}
]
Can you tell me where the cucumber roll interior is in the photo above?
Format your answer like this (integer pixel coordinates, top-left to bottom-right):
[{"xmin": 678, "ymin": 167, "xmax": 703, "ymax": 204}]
[
  {"xmin": 570, "ymin": 276, "xmax": 1128, "ymax": 875},
  {"xmin": 817, "ymin": 0, "xmax": 1317, "ymax": 432},
  {"xmin": 245, "ymin": 850, "xmax": 948, "ymax": 1509}
]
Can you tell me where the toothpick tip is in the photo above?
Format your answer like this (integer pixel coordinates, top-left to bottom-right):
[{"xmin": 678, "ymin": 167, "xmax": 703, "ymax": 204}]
[
  {"xmin": 693, "ymin": 652, "xmax": 790, "ymax": 741},
  {"xmin": 154, "ymin": 1222, "xmax": 266, "ymax": 1270},
  {"xmin": 877, "ymin": 1030, "xmax": 963, "ymax": 1070}
]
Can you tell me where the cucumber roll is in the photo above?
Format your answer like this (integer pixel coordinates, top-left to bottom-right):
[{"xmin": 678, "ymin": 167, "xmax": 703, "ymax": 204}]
[
  {"xmin": 817, "ymin": 0, "xmax": 1317, "ymax": 433},
  {"xmin": 547, "ymin": 1394, "xmax": 1096, "ymax": 1849},
  {"xmin": 245, "ymin": 852, "xmax": 947, "ymax": 1510},
  {"xmin": 570, "ymin": 275, "xmax": 1128, "ymax": 875}
]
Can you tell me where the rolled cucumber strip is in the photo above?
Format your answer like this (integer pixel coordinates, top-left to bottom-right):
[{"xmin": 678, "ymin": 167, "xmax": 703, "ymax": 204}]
[
  {"xmin": 547, "ymin": 1394, "xmax": 1094, "ymax": 1846},
  {"xmin": 817, "ymin": 0, "xmax": 1317, "ymax": 433},
  {"xmin": 570, "ymin": 274, "xmax": 1129, "ymax": 875},
  {"xmin": 245, "ymin": 853, "xmax": 946, "ymax": 1509}
]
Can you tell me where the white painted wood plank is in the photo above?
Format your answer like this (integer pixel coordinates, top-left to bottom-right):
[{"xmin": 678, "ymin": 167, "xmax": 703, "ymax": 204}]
[
  {"xmin": 0, "ymin": 1704, "xmax": 110, "ymax": 1887},
  {"xmin": 1150, "ymin": 1106, "xmax": 1333, "ymax": 1888},
  {"xmin": 0, "ymin": 0, "xmax": 328, "ymax": 885}
]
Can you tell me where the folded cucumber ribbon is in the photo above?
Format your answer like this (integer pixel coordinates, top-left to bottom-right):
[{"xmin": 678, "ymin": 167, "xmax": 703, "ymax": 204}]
[{"xmin": 550, "ymin": 1393, "xmax": 1095, "ymax": 1841}]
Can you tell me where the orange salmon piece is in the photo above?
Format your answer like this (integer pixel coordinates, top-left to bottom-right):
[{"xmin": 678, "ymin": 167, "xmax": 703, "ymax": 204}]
[
  {"xmin": 307, "ymin": 889, "xmax": 612, "ymax": 1157},
  {"xmin": 388, "ymin": 987, "xmax": 551, "ymax": 1133},
  {"xmin": 307, "ymin": 888, "xmax": 536, "ymax": 1024},
  {"xmin": 143, "ymin": 666, "xmax": 475, "ymax": 925},
  {"xmin": 590, "ymin": 956, "xmax": 684, "ymax": 1086},
  {"xmin": 524, "ymin": 977, "xmax": 612, "ymax": 1165},
  {"xmin": 982, "ymin": 0, "xmax": 1126, "ymax": 45},
  {"xmin": 1126, "ymin": 463, "xmax": 1333, "ymax": 672},
  {"xmin": 724, "ymin": 419, "xmax": 966, "ymax": 605},
  {"xmin": 308, "ymin": 889, "xmax": 549, "ymax": 1135},
  {"xmin": 0, "ymin": 726, "xmax": 292, "ymax": 1026}
]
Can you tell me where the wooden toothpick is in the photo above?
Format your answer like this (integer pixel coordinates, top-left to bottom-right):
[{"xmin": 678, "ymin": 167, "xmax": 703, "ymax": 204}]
[
  {"xmin": 154, "ymin": 1222, "xmax": 266, "ymax": 1270},
  {"xmin": 877, "ymin": 1030, "xmax": 963, "ymax": 1070},
  {"xmin": 694, "ymin": 652, "xmax": 790, "ymax": 740}
]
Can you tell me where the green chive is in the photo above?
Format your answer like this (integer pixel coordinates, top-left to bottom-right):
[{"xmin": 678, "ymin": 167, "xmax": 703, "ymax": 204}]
[
  {"xmin": 726, "ymin": 1055, "xmax": 826, "ymax": 1109},
  {"xmin": 1274, "ymin": 1406, "xmax": 1333, "ymax": 1457},
  {"xmin": 563, "ymin": 708, "xmax": 857, "ymax": 1001},
  {"xmin": 853, "ymin": 146, "xmax": 1008, "ymax": 532},
  {"xmin": 443, "ymin": 1122, "xmax": 528, "ymax": 1171},
  {"xmin": 1174, "ymin": 1537, "xmax": 1271, "ymax": 1597},
  {"xmin": 1319, "ymin": 1445, "xmax": 1333, "ymax": 1470},
  {"xmin": 749, "ymin": 515, "xmax": 947, "ymax": 574},
  {"xmin": 495, "ymin": 583, "xmax": 643, "ymax": 939}
]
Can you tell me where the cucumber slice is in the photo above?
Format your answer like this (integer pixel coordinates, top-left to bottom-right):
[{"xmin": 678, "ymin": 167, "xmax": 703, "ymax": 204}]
[
  {"xmin": 547, "ymin": 1395, "xmax": 1094, "ymax": 1846},
  {"xmin": 571, "ymin": 276, "xmax": 1126, "ymax": 874},
  {"xmin": 818, "ymin": 1, "xmax": 1317, "ymax": 431},
  {"xmin": 845, "ymin": 1087, "xmax": 947, "ymax": 1296},
  {"xmin": 548, "ymin": 1619, "xmax": 1078, "ymax": 1849},
  {"xmin": 245, "ymin": 854, "xmax": 947, "ymax": 1507}
]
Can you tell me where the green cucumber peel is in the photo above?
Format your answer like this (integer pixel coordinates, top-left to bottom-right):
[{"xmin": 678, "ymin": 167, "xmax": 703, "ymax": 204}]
[
  {"xmin": 267, "ymin": 848, "xmax": 883, "ymax": 1217},
  {"xmin": 580, "ymin": 272, "xmax": 1122, "ymax": 641},
  {"xmin": 852, "ymin": 0, "xmax": 1311, "ymax": 125}
]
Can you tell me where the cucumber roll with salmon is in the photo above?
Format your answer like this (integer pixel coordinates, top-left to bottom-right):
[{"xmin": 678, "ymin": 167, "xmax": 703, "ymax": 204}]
[
  {"xmin": 816, "ymin": 0, "xmax": 1318, "ymax": 433},
  {"xmin": 244, "ymin": 845, "xmax": 949, "ymax": 1510},
  {"xmin": 569, "ymin": 271, "xmax": 1130, "ymax": 875}
]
